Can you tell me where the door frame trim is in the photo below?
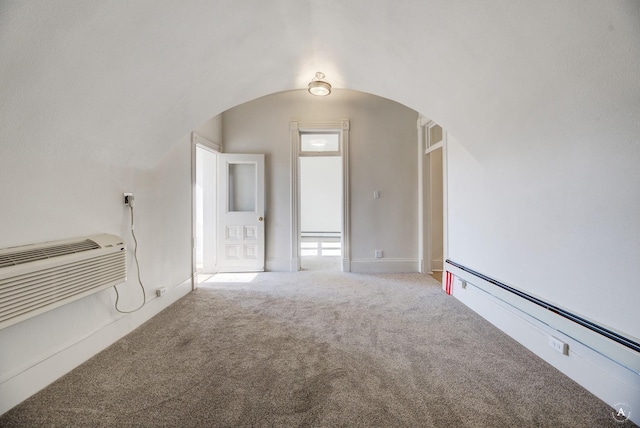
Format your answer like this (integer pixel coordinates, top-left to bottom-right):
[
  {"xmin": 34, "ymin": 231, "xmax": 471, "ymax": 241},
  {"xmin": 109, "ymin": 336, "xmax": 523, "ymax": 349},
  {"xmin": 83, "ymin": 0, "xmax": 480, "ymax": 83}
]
[
  {"xmin": 417, "ymin": 115, "xmax": 449, "ymax": 276},
  {"xmin": 290, "ymin": 119, "xmax": 350, "ymax": 272}
]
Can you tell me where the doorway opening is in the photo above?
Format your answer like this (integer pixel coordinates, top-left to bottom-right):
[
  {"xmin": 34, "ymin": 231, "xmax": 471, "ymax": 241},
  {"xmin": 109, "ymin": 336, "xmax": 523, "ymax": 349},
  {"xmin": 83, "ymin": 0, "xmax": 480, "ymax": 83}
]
[
  {"xmin": 290, "ymin": 120, "xmax": 350, "ymax": 272},
  {"xmin": 193, "ymin": 139, "xmax": 220, "ymax": 287},
  {"xmin": 299, "ymin": 148, "xmax": 342, "ymax": 271},
  {"xmin": 426, "ymin": 146, "xmax": 444, "ymax": 282},
  {"xmin": 419, "ymin": 117, "xmax": 447, "ymax": 283}
]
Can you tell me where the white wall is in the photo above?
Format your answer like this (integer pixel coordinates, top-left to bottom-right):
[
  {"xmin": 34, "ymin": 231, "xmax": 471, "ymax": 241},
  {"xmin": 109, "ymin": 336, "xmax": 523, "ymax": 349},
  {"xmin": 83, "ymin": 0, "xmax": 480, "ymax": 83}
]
[
  {"xmin": 300, "ymin": 156, "xmax": 342, "ymax": 233},
  {"xmin": 0, "ymin": 136, "xmax": 193, "ymax": 414},
  {"xmin": 222, "ymin": 89, "xmax": 419, "ymax": 272},
  {"xmin": 194, "ymin": 114, "xmax": 223, "ymax": 146},
  {"xmin": 446, "ymin": 126, "xmax": 640, "ymax": 423},
  {"xmin": 446, "ymin": 127, "xmax": 640, "ymax": 343}
]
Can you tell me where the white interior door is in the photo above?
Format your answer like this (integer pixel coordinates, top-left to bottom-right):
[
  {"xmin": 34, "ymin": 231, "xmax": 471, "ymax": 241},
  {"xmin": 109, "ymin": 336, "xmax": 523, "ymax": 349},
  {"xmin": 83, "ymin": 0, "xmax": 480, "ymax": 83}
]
[{"xmin": 217, "ymin": 153, "xmax": 265, "ymax": 272}]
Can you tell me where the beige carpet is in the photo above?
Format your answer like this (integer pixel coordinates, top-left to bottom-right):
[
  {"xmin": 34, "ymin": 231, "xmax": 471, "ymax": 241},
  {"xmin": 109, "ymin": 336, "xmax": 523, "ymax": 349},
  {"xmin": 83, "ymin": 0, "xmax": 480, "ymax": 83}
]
[{"xmin": 0, "ymin": 268, "xmax": 629, "ymax": 427}]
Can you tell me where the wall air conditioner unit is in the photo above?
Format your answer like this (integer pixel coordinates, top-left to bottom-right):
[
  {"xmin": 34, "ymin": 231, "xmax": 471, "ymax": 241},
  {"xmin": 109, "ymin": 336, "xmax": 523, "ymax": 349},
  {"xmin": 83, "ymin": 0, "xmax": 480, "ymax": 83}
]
[{"xmin": 0, "ymin": 234, "xmax": 127, "ymax": 330}]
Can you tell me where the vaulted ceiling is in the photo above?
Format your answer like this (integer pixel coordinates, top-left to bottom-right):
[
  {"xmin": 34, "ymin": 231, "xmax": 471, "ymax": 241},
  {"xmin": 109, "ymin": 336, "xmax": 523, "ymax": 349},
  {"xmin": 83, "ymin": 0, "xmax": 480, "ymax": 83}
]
[{"xmin": 1, "ymin": 1, "xmax": 638, "ymax": 166}]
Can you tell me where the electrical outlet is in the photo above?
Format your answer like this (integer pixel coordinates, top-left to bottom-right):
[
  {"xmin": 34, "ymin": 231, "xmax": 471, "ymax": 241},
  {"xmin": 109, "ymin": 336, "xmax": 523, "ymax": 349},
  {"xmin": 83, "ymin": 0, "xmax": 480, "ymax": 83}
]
[
  {"xmin": 375, "ymin": 250, "xmax": 383, "ymax": 258},
  {"xmin": 123, "ymin": 193, "xmax": 134, "ymax": 206},
  {"xmin": 156, "ymin": 287, "xmax": 167, "ymax": 297},
  {"xmin": 548, "ymin": 336, "xmax": 568, "ymax": 355}
]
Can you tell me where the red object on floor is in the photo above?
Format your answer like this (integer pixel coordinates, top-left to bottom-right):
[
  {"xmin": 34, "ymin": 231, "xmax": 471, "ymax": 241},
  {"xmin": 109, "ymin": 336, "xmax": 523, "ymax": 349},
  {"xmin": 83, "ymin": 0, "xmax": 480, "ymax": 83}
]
[{"xmin": 445, "ymin": 271, "xmax": 453, "ymax": 295}]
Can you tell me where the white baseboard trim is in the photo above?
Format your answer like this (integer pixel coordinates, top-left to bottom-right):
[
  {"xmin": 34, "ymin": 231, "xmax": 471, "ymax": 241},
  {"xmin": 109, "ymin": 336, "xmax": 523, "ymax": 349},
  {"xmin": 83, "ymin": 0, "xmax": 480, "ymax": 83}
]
[
  {"xmin": 266, "ymin": 258, "xmax": 296, "ymax": 272},
  {"xmin": 349, "ymin": 258, "xmax": 420, "ymax": 273},
  {"xmin": 0, "ymin": 278, "xmax": 192, "ymax": 416},
  {"xmin": 448, "ymin": 274, "xmax": 640, "ymax": 426}
]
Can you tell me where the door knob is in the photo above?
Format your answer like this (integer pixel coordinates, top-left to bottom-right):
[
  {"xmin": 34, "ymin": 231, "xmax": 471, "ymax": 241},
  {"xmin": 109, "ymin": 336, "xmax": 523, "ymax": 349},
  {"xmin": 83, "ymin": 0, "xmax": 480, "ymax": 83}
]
[{"xmin": 258, "ymin": 216, "xmax": 263, "ymax": 221}]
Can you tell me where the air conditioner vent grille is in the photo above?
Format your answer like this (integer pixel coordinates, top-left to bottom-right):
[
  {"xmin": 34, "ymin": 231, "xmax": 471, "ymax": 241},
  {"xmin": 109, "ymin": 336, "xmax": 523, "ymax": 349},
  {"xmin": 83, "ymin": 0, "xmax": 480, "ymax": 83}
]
[
  {"xmin": 0, "ymin": 252, "xmax": 126, "ymax": 324},
  {"xmin": 0, "ymin": 234, "xmax": 127, "ymax": 329},
  {"xmin": 0, "ymin": 240, "xmax": 100, "ymax": 269}
]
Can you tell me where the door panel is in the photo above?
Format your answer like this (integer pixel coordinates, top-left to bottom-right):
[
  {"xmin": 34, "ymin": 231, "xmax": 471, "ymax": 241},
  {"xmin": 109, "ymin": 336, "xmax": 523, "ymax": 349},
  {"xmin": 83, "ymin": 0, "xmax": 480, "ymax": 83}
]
[{"xmin": 217, "ymin": 154, "xmax": 265, "ymax": 272}]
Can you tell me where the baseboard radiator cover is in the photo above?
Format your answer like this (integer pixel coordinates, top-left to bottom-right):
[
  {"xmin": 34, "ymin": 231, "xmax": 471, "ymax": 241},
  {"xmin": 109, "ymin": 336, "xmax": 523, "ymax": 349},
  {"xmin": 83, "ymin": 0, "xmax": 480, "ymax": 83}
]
[
  {"xmin": 0, "ymin": 234, "xmax": 126, "ymax": 330},
  {"xmin": 445, "ymin": 259, "xmax": 640, "ymax": 358},
  {"xmin": 444, "ymin": 259, "xmax": 640, "ymax": 425}
]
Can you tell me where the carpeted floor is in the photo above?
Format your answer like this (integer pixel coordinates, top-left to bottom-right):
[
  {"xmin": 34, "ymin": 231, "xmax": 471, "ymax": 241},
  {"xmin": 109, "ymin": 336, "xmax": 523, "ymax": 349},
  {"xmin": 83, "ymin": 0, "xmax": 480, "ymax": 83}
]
[{"xmin": 0, "ymin": 265, "xmax": 630, "ymax": 427}]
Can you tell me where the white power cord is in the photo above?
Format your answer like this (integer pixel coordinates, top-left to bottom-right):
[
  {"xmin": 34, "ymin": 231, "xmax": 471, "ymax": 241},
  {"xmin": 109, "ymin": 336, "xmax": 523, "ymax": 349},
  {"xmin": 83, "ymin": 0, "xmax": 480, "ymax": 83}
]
[{"xmin": 114, "ymin": 199, "xmax": 147, "ymax": 313}]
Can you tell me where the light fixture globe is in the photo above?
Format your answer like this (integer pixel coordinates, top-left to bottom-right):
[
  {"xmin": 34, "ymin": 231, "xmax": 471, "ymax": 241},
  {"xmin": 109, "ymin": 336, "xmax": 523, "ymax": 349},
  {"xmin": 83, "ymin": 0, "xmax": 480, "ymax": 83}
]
[{"xmin": 308, "ymin": 72, "xmax": 331, "ymax": 96}]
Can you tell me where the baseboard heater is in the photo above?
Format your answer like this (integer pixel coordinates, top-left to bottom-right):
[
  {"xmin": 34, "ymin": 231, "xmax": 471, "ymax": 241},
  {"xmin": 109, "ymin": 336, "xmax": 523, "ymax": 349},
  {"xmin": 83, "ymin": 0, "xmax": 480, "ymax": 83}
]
[
  {"xmin": 446, "ymin": 259, "xmax": 640, "ymax": 354},
  {"xmin": 0, "ymin": 234, "xmax": 127, "ymax": 330}
]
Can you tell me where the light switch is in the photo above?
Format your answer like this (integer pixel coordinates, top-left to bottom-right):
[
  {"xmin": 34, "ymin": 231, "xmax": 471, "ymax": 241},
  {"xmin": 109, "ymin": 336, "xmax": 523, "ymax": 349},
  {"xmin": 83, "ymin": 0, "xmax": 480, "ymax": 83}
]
[{"xmin": 373, "ymin": 190, "xmax": 380, "ymax": 199}]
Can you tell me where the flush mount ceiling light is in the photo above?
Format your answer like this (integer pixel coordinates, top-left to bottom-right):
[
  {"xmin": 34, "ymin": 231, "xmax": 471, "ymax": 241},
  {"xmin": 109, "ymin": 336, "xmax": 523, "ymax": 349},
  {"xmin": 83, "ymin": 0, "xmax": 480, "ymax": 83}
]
[{"xmin": 308, "ymin": 72, "xmax": 331, "ymax": 96}]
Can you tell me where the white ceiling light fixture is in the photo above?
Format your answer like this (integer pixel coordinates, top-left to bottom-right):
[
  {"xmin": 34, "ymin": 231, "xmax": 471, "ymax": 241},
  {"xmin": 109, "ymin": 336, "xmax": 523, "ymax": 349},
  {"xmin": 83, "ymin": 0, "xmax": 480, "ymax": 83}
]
[{"xmin": 308, "ymin": 72, "xmax": 331, "ymax": 96}]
